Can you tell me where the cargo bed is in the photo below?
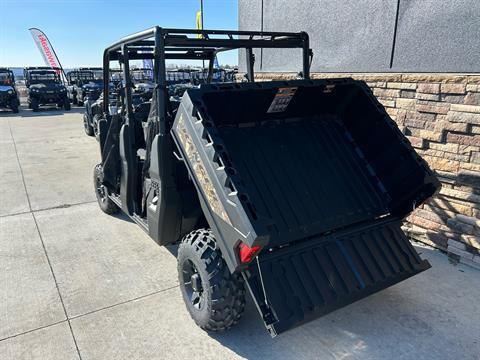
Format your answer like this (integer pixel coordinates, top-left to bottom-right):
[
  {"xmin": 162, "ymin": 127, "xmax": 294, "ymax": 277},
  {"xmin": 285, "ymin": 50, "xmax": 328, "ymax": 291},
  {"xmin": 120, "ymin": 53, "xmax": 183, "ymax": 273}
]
[{"xmin": 172, "ymin": 78, "xmax": 440, "ymax": 336}]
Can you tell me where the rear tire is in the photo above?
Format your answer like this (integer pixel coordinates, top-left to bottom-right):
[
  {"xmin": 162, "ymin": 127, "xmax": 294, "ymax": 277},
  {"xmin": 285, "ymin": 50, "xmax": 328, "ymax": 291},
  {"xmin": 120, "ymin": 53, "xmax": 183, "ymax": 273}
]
[
  {"xmin": 83, "ymin": 113, "xmax": 94, "ymax": 136},
  {"xmin": 93, "ymin": 164, "xmax": 119, "ymax": 215},
  {"xmin": 178, "ymin": 229, "xmax": 245, "ymax": 332}
]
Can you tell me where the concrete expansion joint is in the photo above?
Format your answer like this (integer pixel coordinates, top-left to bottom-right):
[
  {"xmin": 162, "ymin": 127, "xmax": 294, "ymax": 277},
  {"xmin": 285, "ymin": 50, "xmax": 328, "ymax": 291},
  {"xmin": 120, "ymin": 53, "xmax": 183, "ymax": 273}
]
[
  {"xmin": 0, "ymin": 285, "xmax": 180, "ymax": 344},
  {"xmin": 0, "ymin": 201, "xmax": 97, "ymax": 219}
]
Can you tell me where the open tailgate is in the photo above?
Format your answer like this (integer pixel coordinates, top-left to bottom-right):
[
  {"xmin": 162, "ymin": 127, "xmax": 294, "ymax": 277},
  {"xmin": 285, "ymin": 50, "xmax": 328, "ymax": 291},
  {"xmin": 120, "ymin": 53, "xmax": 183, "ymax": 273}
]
[{"xmin": 244, "ymin": 221, "xmax": 430, "ymax": 337}]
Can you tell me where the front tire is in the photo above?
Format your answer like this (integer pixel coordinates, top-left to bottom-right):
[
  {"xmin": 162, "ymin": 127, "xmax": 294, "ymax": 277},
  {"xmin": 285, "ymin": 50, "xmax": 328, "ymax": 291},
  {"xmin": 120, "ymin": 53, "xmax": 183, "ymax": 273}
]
[
  {"xmin": 63, "ymin": 97, "xmax": 71, "ymax": 111},
  {"xmin": 93, "ymin": 114, "xmax": 102, "ymax": 140},
  {"xmin": 93, "ymin": 164, "xmax": 119, "ymax": 215},
  {"xmin": 83, "ymin": 113, "xmax": 94, "ymax": 136},
  {"xmin": 10, "ymin": 98, "xmax": 19, "ymax": 113},
  {"xmin": 178, "ymin": 229, "xmax": 245, "ymax": 332},
  {"xmin": 31, "ymin": 98, "xmax": 39, "ymax": 112}
]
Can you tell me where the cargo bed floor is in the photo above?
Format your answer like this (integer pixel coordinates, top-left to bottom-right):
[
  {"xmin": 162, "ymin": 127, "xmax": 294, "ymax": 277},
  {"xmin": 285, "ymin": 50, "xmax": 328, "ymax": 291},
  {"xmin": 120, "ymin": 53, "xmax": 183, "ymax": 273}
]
[{"xmin": 219, "ymin": 116, "xmax": 390, "ymax": 246}]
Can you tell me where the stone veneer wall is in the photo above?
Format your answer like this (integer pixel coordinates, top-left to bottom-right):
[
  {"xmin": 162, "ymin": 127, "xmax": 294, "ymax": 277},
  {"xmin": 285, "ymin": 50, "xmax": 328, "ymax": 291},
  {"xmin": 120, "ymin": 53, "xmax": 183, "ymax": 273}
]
[{"xmin": 253, "ymin": 72, "xmax": 480, "ymax": 269}]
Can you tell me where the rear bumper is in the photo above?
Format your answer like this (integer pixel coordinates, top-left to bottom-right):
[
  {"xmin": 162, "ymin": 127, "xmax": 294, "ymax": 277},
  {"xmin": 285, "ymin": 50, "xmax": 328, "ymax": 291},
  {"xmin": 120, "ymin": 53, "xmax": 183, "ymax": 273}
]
[{"xmin": 243, "ymin": 221, "xmax": 430, "ymax": 337}]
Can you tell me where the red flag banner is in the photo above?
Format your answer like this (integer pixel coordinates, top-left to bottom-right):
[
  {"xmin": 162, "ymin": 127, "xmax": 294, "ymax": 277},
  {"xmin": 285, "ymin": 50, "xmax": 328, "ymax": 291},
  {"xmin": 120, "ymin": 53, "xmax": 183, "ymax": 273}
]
[{"xmin": 28, "ymin": 28, "xmax": 62, "ymax": 74}]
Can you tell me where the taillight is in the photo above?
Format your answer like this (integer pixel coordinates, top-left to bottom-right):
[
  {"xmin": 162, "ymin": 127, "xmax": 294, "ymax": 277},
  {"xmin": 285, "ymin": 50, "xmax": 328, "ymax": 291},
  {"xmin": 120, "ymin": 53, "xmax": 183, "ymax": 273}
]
[{"xmin": 238, "ymin": 243, "xmax": 261, "ymax": 263}]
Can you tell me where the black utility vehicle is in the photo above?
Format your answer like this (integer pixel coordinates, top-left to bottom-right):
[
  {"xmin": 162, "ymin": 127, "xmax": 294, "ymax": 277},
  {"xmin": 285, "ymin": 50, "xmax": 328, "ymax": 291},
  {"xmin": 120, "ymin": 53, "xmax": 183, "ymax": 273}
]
[
  {"xmin": 84, "ymin": 92, "xmax": 107, "ymax": 138},
  {"xmin": 84, "ymin": 69, "xmax": 124, "ymax": 137},
  {"xmin": 94, "ymin": 27, "xmax": 440, "ymax": 337},
  {"xmin": 24, "ymin": 67, "xmax": 70, "ymax": 111},
  {"xmin": 87, "ymin": 81, "xmax": 194, "ymax": 140},
  {"xmin": 130, "ymin": 68, "xmax": 155, "ymax": 101},
  {"xmin": 0, "ymin": 68, "xmax": 20, "ymax": 113},
  {"xmin": 67, "ymin": 67, "xmax": 103, "ymax": 105},
  {"xmin": 192, "ymin": 67, "xmax": 237, "ymax": 84}
]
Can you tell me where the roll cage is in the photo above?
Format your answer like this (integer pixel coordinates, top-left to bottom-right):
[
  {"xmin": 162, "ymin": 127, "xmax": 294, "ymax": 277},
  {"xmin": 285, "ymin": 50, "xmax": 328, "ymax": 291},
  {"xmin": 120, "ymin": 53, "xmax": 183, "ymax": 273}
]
[
  {"xmin": 102, "ymin": 26, "xmax": 312, "ymax": 133},
  {"xmin": 0, "ymin": 68, "xmax": 15, "ymax": 86},
  {"xmin": 130, "ymin": 68, "xmax": 154, "ymax": 82},
  {"xmin": 24, "ymin": 67, "xmax": 63, "ymax": 86},
  {"xmin": 109, "ymin": 68, "xmax": 123, "ymax": 84},
  {"xmin": 68, "ymin": 67, "xmax": 103, "ymax": 84}
]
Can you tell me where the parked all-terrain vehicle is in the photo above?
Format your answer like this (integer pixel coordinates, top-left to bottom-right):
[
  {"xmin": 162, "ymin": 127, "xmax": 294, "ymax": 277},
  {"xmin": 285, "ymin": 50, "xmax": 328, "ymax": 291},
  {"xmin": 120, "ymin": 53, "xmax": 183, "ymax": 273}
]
[
  {"xmin": 84, "ymin": 93, "xmax": 105, "ymax": 137},
  {"xmin": 94, "ymin": 27, "xmax": 440, "ymax": 337},
  {"xmin": 192, "ymin": 67, "xmax": 237, "ymax": 84},
  {"xmin": 165, "ymin": 68, "xmax": 200, "ymax": 85},
  {"xmin": 83, "ymin": 69, "xmax": 125, "ymax": 137},
  {"xmin": 66, "ymin": 70, "xmax": 81, "ymax": 104},
  {"xmin": 130, "ymin": 68, "xmax": 155, "ymax": 101},
  {"xmin": 24, "ymin": 67, "xmax": 70, "ymax": 111},
  {"xmin": 0, "ymin": 68, "xmax": 20, "ymax": 113},
  {"xmin": 67, "ymin": 67, "xmax": 103, "ymax": 106},
  {"xmin": 87, "ymin": 81, "xmax": 193, "ymax": 140}
]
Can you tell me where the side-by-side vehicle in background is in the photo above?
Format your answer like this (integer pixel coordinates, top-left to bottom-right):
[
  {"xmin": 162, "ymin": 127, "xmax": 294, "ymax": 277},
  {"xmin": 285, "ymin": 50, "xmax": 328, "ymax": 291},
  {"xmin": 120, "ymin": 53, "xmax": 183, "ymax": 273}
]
[
  {"xmin": 0, "ymin": 68, "xmax": 20, "ymax": 113},
  {"xmin": 130, "ymin": 68, "xmax": 155, "ymax": 101},
  {"xmin": 83, "ymin": 68, "xmax": 127, "ymax": 137},
  {"xmin": 192, "ymin": 67, "xmax": 237, "ymax": 84},
  {"xmin": 67, "ymin": 67, "xmax": 104, "ymax": 106},
  {"xmin": 24, "ymin": 67, "xmax": 70, "ymax": 111},
  {"xmin": 93, "ymin": 27, "xmax": 440, "ymax": 337}
]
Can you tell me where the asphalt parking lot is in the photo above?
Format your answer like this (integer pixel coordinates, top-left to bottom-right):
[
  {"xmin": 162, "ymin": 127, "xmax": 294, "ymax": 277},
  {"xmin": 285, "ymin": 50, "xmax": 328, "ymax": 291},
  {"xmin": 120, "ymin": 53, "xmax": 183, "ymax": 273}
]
[{"xmin": 1, "ymin": 105, "xmax": 479, "ymax": 360}]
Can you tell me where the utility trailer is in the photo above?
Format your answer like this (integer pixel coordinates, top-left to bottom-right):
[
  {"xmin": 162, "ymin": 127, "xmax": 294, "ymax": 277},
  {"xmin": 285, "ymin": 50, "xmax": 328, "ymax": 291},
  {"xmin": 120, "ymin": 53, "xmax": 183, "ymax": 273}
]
[{"xmin": 95, "ymin": 27, "xmax": 440, "ymax": 337}]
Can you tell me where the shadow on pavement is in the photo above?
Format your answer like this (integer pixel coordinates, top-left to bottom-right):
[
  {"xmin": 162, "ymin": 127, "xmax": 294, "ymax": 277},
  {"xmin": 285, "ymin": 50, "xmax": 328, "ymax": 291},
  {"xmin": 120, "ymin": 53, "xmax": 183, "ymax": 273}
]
[
  {"xmin": 109, "ymin": 211, "xmax": 183, "ymax": 258},
  {"xmin": 0, "ymin": 109, "xmax": 19, "ymax": 116},
  {"xmin": 208, "ymin": 245, "xmax": 478, "ymax": 359},
  {"xmin": 15, "ymin": 106, "xmax": 85, "ymax": 118},
  {"xmin": 0, "ymin": 102, "xmax": 85, "ymax": 118}
]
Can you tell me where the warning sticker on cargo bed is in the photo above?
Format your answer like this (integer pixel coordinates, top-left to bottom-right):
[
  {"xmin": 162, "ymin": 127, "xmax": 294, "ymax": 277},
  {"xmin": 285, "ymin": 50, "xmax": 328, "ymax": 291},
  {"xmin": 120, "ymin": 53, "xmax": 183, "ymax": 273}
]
[{"xmin": 267, "ymin": 87, "xmax": 297, "ymax": 113}]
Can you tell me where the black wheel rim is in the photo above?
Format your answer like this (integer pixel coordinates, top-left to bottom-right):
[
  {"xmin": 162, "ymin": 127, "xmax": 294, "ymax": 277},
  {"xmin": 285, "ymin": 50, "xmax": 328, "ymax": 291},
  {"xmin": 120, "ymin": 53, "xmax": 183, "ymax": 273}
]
[
  {"xmin": 182, "ymin": 260, "xmax": 204, "ymax": 310},
  {"xmin": 95, "ymin": 175, "xmax": 108, "ymax": 203}
]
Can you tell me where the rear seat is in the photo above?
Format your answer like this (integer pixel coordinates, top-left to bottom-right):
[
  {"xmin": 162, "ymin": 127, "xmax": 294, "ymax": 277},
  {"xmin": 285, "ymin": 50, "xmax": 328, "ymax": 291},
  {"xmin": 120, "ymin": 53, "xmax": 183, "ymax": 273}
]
[{"xmin": 133, "ymin": 101, "xmax": 150, "ymax": 150}]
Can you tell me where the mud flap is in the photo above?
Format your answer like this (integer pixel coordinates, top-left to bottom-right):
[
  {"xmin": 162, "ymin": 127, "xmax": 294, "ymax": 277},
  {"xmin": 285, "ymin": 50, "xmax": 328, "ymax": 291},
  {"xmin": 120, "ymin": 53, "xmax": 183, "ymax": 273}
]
[{"xmin": 243, "ymin": 221, "xmax": 430, "ymax": 337}]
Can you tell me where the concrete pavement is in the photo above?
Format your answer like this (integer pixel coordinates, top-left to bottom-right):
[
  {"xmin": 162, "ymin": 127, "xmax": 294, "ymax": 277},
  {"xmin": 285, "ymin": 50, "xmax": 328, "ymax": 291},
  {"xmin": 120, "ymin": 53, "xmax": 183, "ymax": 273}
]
[{"xmin": 0, "ymin": 106, "xmax": 479, "ymax": 359}]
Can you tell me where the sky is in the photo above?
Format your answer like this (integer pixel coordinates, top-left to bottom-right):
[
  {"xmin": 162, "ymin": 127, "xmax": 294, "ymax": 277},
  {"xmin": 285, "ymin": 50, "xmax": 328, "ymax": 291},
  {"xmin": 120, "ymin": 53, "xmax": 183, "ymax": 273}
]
[{"xmin": 0, "ymin": 0, "xmax": 238, "ymax": 68}]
